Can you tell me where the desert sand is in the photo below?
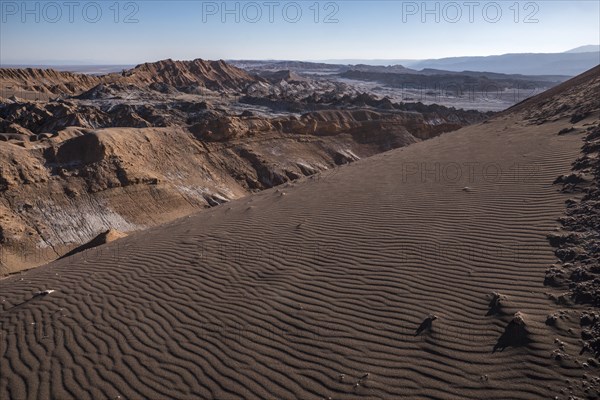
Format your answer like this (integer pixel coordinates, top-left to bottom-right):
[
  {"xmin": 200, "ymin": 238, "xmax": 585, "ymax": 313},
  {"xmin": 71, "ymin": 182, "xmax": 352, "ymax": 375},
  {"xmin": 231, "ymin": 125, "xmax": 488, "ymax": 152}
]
[{"xmin": 0, "ymin": 66, "xmax": 599, "ymax": 399}]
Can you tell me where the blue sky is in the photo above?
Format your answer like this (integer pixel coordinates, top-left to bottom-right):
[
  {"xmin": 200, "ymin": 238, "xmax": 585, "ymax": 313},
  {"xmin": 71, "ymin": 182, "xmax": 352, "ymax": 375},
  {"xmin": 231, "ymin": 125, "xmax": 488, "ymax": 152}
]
[{"xmin": 1, "ymin": 1, "xmax": 599, "ymax": 64}]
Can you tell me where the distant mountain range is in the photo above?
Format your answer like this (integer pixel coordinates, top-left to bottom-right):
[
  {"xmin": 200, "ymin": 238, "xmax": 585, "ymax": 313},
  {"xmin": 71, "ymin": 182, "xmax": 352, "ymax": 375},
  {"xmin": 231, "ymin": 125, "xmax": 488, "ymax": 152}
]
[
  {"xmin": 404, "ymin": 52, "xmax": 599, "ymax": 76},
  {"xmin": 323, "ymin": 46, "xmax": 600, "ymax": 76},
  {"xmin": 565, "ymin": 45, "xmax": 600, "ymax": 53}
]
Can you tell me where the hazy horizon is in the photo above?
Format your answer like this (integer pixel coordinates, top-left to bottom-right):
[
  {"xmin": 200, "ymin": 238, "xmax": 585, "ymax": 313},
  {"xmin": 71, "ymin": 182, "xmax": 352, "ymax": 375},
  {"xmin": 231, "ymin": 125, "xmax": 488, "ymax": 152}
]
[{"xmin": 1, "ymin": 44, "xmax": 599, "ymax": 68}]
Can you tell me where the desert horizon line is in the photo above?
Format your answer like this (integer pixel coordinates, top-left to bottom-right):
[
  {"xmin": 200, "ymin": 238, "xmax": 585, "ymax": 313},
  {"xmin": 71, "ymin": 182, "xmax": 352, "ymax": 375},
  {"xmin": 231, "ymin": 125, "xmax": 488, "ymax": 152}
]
[{"xmin": 1, "ymin": 44, "xmax": 599, "ymax": 67}]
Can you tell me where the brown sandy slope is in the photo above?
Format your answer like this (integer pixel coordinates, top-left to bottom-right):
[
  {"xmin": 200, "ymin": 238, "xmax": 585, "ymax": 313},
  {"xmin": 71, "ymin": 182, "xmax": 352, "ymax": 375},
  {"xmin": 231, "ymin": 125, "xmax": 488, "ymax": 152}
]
[
  {"xmin": 0, "ymin": 68, "xmax": 599, "ymax": 399},
  {"xmin": 0, "ymin": 109, "xmax": 469, "ymax": 274}
]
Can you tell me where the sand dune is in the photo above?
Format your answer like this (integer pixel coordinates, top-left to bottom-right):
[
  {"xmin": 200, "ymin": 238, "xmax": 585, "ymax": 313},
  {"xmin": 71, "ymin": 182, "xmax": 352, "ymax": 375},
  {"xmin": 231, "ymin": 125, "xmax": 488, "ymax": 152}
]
[{"xmin": 1, "ymin": 67, "xmax": 599, "ymax": 399}]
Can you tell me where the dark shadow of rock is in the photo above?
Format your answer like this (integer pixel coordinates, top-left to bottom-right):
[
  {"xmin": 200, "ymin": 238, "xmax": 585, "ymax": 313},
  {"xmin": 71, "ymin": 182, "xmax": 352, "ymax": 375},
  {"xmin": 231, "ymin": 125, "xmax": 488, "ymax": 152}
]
[
  {"xmin": 493, "ymin": 312, "xmax": 531, "ymax": 353},
  {"xmin": 415, "ymin": 314, "xmax": 437, "ymax": 336},
  {"xmin": 58, "ymin": 230, "xmax": 126, "ymax": 260}
]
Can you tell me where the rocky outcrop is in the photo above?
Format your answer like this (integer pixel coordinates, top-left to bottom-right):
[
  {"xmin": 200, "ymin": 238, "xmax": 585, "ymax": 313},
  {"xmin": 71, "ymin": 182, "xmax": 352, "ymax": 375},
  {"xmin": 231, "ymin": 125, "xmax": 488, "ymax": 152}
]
[
  {"xmin": 0, "ymin": 68, "xmax": 101, "ymax": 96},
  {"xmin": 114, "ymin": 59, "xmax": 259, "ymax": 92},
  {"xmin": 536, "ymin": 66, "xmax": 600, "ymax": 362},
  {"xmin": 0, "ymin": 59, "xmax": 260, "ymax": 97}
]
